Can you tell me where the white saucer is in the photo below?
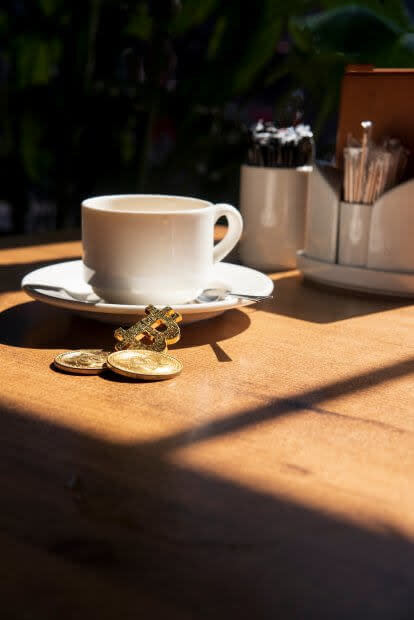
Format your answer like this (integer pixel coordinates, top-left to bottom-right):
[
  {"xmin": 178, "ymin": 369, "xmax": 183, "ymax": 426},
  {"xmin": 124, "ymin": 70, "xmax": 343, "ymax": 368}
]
[
  {"xmin": 21, "ymin": 260, "xmax": 274, "ymax": 324},
  {"xmin": 297, "ymin": 250, "xmax": 414, "ymax": 297}
]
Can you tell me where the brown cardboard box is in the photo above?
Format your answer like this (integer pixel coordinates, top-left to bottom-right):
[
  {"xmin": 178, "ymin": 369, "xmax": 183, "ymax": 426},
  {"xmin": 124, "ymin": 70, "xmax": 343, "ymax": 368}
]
[{"xmin": 336, "ymin": 65, "xmax": 414, "ymax": 177}]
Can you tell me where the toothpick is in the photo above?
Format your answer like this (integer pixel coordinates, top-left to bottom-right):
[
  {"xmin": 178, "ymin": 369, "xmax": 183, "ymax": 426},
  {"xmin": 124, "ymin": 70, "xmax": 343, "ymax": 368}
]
[{"xmin": 356, "ymin": 121, "xmax": 372, "ymax": 203}]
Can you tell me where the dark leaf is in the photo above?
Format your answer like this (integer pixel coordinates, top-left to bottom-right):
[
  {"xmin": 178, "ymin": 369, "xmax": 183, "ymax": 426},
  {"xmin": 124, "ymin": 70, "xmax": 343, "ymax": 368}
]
[
  {"xmin": 291, "ymin": 5, "xmax": 401, "ymax": 58},
  {"xmin": 170, "ymin": 0, "xmax": 220, "ymax": 35},
  {"xmin": 125, "ymin": 3, "xmax": 153, "ymax": 40}
]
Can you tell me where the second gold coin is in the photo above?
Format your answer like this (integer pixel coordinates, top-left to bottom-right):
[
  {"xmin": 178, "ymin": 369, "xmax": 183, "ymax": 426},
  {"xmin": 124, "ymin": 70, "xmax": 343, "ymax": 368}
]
[{"xmin": 106, "ymin": 349, "xmax": 182, "ymax": 381}]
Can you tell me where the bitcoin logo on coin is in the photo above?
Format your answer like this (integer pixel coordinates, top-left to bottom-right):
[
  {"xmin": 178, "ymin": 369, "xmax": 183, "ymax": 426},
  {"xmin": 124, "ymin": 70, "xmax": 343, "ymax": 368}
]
[{"xmin": 114, "ymin": 305, "xmax": 182, "ymax": 352}]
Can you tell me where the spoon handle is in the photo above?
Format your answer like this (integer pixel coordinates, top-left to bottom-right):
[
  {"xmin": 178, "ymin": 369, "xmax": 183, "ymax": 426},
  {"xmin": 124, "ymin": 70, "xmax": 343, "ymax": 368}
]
[
  {"xmin": 231, "ymin": 292, "xmax": 273, "ymax": 301},
  {"xmin": 23, "ymin": 283, "xmax": 99, "ymax": 303}
]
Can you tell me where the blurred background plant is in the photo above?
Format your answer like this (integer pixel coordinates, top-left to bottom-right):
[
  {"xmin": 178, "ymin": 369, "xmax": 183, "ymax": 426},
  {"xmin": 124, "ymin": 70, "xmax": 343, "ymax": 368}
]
[{"xmin": 0, "ymin": 0, "xmax": 413, "ymax": 234}]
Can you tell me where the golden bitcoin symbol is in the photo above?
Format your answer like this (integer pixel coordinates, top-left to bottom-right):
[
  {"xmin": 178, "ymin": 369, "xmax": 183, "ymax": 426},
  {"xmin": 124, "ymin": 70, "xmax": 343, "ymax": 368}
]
[{"xmin": 114, "ymin": 305, "xmax": 182, "ymax": 352}]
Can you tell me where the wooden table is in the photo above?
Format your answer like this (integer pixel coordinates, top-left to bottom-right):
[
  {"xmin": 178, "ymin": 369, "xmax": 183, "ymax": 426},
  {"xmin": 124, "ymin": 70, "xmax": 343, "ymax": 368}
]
[{"xmin": 1, "ymin": 234, "xmax": 414, "ymax": 619}]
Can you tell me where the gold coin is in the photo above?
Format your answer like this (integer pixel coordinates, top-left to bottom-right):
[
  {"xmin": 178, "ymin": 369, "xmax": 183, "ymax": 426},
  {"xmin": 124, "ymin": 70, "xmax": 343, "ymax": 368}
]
[
  {"xmin": 106, "ymin": 349, "xmax": 182, "ymax": 381},
  {"xmin": 54, "ymin": 349, "xmax": 110, "ymax": 375}
]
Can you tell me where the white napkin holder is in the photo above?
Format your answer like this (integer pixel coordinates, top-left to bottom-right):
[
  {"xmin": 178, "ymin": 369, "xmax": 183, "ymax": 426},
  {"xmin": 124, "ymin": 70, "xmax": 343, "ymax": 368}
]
[
  {"xmin": 304, "ymin": 163, "xmax": 342, "ymax": 263},
  {"xmin": 338, "ymin": 201, "xmax": 372, "ymax": 267},
  {"xmin": 299, "ymin": 169, "xmax": 414, "ymax": 296}
]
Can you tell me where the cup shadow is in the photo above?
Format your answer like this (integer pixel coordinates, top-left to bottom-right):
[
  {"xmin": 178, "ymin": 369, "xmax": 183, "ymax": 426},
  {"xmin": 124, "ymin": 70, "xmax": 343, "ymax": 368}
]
[
  {"xmin": 256, "ymin": 271, "xmax": 411, "ymax": 324},
  {"xmin": 0, "ymin": 301, "xmax": 250, "ymax": 357}
]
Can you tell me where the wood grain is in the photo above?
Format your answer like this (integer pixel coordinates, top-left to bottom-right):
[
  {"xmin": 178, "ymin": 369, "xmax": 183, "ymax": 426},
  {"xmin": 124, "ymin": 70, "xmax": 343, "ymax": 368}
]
[{"xmin": 1, "ymin": 236, "xmax": 414, "ymax": 619}]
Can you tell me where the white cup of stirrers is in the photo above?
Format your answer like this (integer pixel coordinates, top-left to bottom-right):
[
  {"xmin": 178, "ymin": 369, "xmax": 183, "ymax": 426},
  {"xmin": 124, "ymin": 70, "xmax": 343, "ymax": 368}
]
[
  {"xmin": 240, "ymin": 120, "xmax": 314, "ymax": 270},
  {"xmin": 338, "ymin": 121, "xmax": 408, "ymax": 267}
]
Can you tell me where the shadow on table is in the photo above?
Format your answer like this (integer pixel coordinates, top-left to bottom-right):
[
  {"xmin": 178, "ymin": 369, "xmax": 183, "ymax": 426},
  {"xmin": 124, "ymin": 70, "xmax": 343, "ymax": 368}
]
[
  {"xmin": 256, "ymin": 271, "xmax": 411, "ymax": 324},
  {"xmin": 0, "ymin": 300, "xmax": 250, "ymax": 361},
  {"xmin": 1, "ymin": 355, "xmax": 414, "ymax": 618},
  {"xmin": 1, "ymin": 249, "xmax": 250, "ymax": 361},
  {"xmin": 0, "ymin": 258, "xmax": 79, "ymax": 294}
]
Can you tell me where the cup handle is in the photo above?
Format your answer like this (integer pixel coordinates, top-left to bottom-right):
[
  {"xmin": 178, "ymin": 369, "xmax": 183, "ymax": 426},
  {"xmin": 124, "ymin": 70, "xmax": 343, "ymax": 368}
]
[{"xmin": 213, "ymin": 203, "xmax": 243, "ymax": 263}]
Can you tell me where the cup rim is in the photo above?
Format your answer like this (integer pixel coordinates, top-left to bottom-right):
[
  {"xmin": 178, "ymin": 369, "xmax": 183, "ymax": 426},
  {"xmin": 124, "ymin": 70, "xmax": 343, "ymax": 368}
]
[
  {"xmin": 240, "ymin": 163, "xmax": 313, "ymax": 173},
  {"xmin": 82, "ymin": 194, "xmax": 214, "ymax": 214}
]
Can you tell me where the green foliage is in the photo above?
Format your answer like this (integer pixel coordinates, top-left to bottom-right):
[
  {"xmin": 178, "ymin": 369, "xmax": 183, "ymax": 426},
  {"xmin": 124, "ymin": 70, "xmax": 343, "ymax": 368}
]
[
  {"xmin": 231, "ymin": 1, "xmax": 283, "ymax": 93},
  {"xmin": 319, "ymin": 0, "xmax": 413, "ymax": 28},
  {"xmin": 291, "ymin": 5, "xmax": 401, "ymax": 57},
  {"xmin": 169, "ymin": 0, "xmax": 220, "ymax": 35},
  {"xmin": 14, "ymin": 35, "xmax": 62, "ymax": 87},
  {"xmin": 1, "ymin": 0, "xmax": 414, "ymax": 232},
  {"xmin": 21, "ymin": 111, "xmax": 52, "ymax": 183},
  {"xmin": 276, "ymin": 2, "xmax": 414, "ymax": 132},
  {"xmin": 125, "ymin": 3, "xmax": 153, "ymax": 40}
]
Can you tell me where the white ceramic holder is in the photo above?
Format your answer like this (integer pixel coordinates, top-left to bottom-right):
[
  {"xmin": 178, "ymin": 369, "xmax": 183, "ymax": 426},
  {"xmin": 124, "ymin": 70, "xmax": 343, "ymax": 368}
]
[
  {"xmin": 298, "ymin": 176, "xmax": 414, "ymax": 296},
  {"xmin": 367, "ymin": 179, "xmax": 414, "ymax": 272},
  {"xmin": 304, "ymin": 163, "xmax": 342, "ymax": 263},
  {"xmin": 338, "ymin": 178, "xmax": 414, "ymax": 270},
  {"xmin": 239, "ymin": 164, "xmax": 311, "ymax": 271}
]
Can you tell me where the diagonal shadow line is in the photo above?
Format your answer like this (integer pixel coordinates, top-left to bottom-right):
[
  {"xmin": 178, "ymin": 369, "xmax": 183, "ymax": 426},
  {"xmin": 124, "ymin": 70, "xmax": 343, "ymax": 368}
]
[
  {"xmin": 0, "ymin": 344, "xmax": 413, "ymax": 616},
  {"xmin": 3, "ymin": 399, "xmax": 414, "ymax": 619},
  {"xmin": 143, "ymin": 356, "xmax": 414, "ymax": 455}
]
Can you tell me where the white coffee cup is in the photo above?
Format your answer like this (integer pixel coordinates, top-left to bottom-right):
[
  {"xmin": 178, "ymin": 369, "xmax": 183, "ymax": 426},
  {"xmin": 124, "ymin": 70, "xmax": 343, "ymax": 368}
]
[{"xmin": 82, "ymin": 194, "xmax": 243, "ymax": 305}]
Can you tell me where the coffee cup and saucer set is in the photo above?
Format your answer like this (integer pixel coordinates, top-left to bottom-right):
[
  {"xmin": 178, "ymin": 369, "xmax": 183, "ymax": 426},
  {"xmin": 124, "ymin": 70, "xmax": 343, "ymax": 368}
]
[{"xmin": 21, "ymin": 195, "xmax": 274, "ymax": 325}]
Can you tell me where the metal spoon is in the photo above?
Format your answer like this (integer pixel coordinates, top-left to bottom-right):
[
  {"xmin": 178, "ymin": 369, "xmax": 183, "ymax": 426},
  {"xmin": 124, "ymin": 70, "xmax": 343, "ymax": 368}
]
[
  {"xmin": 196, "ymin": 288, "xmax": 273, "ymax": 303},
  {"xmin": 24, "ymin": 283, "xmax": 272, "ymax": 305},
  {"xmin": 23, "ymin": 283, "xmax": 99, "ymax": 303}
]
